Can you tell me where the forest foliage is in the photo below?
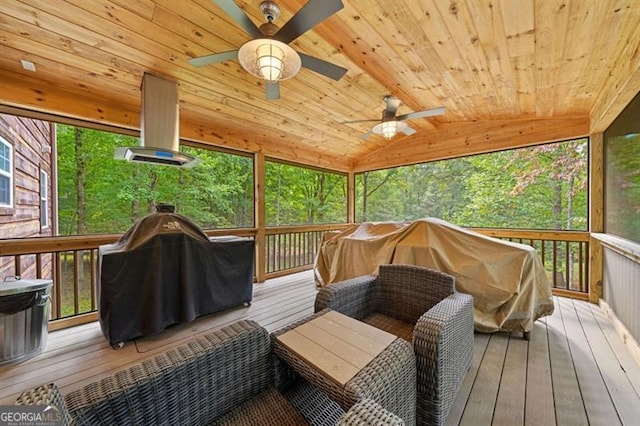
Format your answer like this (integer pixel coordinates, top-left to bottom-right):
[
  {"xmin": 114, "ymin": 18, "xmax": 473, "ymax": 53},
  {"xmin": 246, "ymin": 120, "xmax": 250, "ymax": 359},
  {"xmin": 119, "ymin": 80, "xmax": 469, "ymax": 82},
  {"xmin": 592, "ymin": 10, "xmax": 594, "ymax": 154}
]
[
  {"xmin": 357, "ymin": 139, "xmax": 588, "ymax": 230},
  {"xmin": 56, "ymin": 124, "xmax": 588, "ymax": 235},
  {"xmin": 57, "ymin": 125, "xmax": 254, "ymax": 234}
]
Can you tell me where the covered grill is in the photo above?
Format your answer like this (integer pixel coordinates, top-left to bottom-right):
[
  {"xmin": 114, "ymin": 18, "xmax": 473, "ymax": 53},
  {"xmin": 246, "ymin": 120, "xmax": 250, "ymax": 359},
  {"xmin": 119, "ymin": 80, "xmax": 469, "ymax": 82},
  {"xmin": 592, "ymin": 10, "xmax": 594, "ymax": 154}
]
[
  {"xmin": 98, "ymin": 208, "xmax": 255, "ymax": 346},
  {"xmin": 0, "ymin": 278, "xmax": 52, "ymax": 366}
]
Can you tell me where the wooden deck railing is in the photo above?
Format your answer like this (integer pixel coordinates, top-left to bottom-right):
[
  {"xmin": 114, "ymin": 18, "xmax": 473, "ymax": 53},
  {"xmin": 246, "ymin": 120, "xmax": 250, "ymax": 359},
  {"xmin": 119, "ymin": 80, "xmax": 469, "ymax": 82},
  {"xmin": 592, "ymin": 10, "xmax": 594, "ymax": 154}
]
[
  {"xmin": 473, "ymin": 229, "xmax": 590, "ymax": 296},
  {"xmin": 0, "ymin": 226, "xmax": 589, "ymax": 327},
  {"xmin": 264, "ymin": 224, "xmax": 351, "ymax": 278}
]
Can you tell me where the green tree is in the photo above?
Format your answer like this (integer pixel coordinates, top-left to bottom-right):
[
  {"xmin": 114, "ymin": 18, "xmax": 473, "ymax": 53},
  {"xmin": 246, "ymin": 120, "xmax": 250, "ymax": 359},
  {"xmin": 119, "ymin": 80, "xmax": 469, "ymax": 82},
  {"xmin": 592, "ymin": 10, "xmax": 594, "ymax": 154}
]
[
  {"xmin": 266, "ymin": 162, "xmax": 346, "ymax": 226},
  {"xmin": 56, "ymin": 125, "xmax": 254, "ymax": 234},
  {"xmin": 508, "ymin": 139, "xmax": 588, "ymax": 230},
  {"xmin": 355, "ymin": 139, "xmax": 588, "ymax": 230}
]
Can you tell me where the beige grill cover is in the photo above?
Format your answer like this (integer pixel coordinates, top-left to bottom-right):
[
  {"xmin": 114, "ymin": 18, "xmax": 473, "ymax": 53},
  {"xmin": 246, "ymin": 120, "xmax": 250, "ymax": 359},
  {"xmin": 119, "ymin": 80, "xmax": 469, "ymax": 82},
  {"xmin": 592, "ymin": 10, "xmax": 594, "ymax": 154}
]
[{"xmin": 314, "ymin": 218, "xmax": 554, "ymax": 333}]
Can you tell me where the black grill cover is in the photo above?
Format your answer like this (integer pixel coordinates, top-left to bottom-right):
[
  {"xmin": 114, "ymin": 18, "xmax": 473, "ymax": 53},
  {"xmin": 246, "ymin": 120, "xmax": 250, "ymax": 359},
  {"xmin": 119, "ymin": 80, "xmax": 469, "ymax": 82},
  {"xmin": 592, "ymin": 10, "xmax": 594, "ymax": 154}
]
[{"xmin": 98, "ymin": 212, "xmax": 255, "ymax": 345}]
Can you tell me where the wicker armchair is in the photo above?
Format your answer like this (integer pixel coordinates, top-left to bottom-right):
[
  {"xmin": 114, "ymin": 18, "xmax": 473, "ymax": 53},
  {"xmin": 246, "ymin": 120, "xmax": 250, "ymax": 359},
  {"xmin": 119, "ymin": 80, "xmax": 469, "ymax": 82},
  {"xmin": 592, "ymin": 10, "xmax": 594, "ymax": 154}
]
[
  {"xmin": 315, "ymin": 264, "xmax": 474, "ymax": 426},
  {"xmin": 16, "ymin": 320, "xmax": 405, "ymax": 425}
]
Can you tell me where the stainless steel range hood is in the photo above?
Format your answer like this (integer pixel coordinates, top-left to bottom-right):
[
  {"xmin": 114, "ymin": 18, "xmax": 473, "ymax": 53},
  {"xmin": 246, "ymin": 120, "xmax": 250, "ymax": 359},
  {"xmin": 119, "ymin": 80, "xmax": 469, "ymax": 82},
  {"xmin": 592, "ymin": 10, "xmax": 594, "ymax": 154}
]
[{"xmin": 114, "ymin": 73, "xmax": 200, "ymax": 168}]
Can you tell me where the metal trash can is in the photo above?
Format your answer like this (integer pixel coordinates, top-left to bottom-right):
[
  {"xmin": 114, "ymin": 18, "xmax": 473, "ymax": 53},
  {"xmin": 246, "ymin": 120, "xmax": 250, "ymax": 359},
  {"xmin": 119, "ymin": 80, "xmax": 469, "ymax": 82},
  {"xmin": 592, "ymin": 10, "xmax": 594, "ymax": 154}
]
[{"xmin": 0, "ymin": 278, "xmax": 53, "ymax": 366}]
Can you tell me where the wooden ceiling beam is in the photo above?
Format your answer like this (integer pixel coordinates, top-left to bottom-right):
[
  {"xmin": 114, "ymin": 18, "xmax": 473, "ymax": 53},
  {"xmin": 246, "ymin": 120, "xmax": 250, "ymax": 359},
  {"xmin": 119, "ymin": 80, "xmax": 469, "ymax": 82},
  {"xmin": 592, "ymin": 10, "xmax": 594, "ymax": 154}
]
[{"xmin": 352, "ymin": 116, "xmax": 590, "ymax": 172}]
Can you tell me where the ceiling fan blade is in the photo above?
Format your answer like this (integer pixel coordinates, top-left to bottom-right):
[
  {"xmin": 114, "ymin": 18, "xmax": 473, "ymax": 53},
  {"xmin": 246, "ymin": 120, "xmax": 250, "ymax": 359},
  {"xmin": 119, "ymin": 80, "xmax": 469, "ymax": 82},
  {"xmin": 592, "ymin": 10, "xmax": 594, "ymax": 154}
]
[
  {"xmin": 360, "ymin": 130, "xmax": 374, "ymax": 139},
  {"xmin": 385, "ymin": 97, "xmax": 402, "ymax": 116},
  {"xmin": 189, "ymin": 50, "xmax": 239, "ymax": 67},
  {"xmin": 266, "ymin": 81, "xmax": 280, "ymax": 100},
  {"xmin": 396, "ymin": 106, "xmax": 446, "ymax": 121},
  {"xmin": 274, "ymin": 0, "xmax": 344, "ymax": 44},
  {"xmin": 213, "ymin": 0, "xmax": 263, "ymax": 39},
  {"xmin": 340, "ymin": 119, "xmax": 379, "ymax": 124},
  {"xmin": 299, "ymin": 53, "xmax": 347, "ymax": 81},
  {"xmin": 401, "ymin": 126, "xmax": 417, "ymax": 136}
]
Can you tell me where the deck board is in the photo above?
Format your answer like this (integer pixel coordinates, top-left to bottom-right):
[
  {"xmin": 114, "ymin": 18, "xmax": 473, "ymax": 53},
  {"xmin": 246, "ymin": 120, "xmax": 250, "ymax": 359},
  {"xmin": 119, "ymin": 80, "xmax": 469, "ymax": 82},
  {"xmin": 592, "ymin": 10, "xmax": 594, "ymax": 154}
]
[
  {"xmin": 459, "ymin": 333, "xmax": 508, "ymax": 425},
  {"xmin": 573, "ymin": 298, "xmax": 640, "ymax": 424},
  {"xmin": 493, "ymin": 336, "xmax": 527, "ymax": 425},
  {"xmin": 2, "ymin": 270, "xmax": 640, "ymax": 426},
  {"xmin": 446, "ymin": 331, "xmax": 490, "ymax": 426},
  {"xmin": 546, "ymin": 296, "xmax": 589, "ymax": 425},
  {"xmin": 524, "ymin": 318, "xmax": 556, "ymax": 426},
  {"xmin": 558, "ymin": 297, "xmax": 622, "ymax": 425}
]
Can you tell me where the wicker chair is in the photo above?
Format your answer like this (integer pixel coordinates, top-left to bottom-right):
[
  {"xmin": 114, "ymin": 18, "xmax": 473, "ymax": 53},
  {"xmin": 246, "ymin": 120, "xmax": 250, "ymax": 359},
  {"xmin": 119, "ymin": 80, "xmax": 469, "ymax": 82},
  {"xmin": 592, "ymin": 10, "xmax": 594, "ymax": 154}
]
[
  {"xmin": 15, "ymin": 320, "xmax": 405, "ymax": 425},
  {"xmin": 315, "ymin": 264, "xmax": 474, "ymax": 426}
]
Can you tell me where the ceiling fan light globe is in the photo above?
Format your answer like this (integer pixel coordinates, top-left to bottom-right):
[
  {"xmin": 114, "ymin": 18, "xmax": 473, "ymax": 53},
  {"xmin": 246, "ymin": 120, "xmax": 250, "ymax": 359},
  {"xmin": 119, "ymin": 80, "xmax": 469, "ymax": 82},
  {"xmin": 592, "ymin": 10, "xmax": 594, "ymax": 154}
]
[
  {"xmin": 257, "ymin": 43, "xmax": 284, "ymax": 81},
  {"xmin": 238, "ymin": 38, "xmax": 301, "ymax": 82},
  {"xmin": 372, "ymin": 120, "xmax": 407, "ymax": 139}
]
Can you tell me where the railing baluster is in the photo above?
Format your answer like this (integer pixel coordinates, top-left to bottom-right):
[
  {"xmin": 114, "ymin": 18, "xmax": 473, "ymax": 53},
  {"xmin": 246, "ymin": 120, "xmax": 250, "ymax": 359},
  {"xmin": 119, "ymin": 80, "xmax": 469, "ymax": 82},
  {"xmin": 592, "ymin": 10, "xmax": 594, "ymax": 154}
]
[
  {"xmin": 578, "ymin": 241, "xmax": 584, "ymax": 293},
  {"xmin": 292, "ymin": 232, "xmax": 296, "ymax": 268},
  {"xmin": 266, "ymin": 234, "xmax": 271, "ymax": 273},
  {"xmin": 265, "ymin": 235, "xmax": 270, "ymax": 273},
  {"xmin": 269, "ymin": 234, "xmax": 274, "ymax": 273},
  {"xmin": 91, "ymin": 249, "xmax": 97, "ymax": 311},
  {"xmin": 14, "ymin": 255, "xmax": 21, "ymax": 277},
  {"xmin": 36, "ymin": 253, "xmax": 42, "ymax": 279},
  {"xmin": 73, "ymin": 251, "xmax": 80, "ymax": 315},
  {"xmin": 565, "ymin": 241, "xmax": 570, "ymax": 290},
  {"xmin": 278, "ymin": 233, "xmax": 283, "ymax": 271},
  {"xmin": 552, "ymin": 240, "xmax": 558, "ymax": 288},
  {"xmin": 288, "ymin": 232, "xmax": 291, "ymax": 269},
  {"xmin": 54, "ymin": 252, "xmax": 62, "ymax": 319}
]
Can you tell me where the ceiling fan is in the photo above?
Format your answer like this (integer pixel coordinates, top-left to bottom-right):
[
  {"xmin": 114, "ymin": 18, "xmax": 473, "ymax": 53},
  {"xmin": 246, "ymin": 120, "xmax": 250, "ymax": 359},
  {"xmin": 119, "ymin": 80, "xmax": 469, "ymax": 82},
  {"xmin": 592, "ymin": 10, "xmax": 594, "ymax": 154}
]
[
  {"xmin": 189, "ymin": 0, "xmax": 348, "ymax": 99},
  {"xmin": 343, "ymin": 96, "xmax": 446, "ymax": 140}
]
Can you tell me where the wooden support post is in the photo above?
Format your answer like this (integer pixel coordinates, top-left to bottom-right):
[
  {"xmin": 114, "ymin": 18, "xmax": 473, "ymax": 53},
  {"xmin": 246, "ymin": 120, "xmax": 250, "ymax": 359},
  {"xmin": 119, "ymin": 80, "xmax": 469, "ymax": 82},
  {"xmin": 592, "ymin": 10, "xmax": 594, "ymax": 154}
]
[
  {"xmin": 589, "ymin": 133, "xmax": 604, "ymax": 303},
  {"xmin": 254, "ymin": 152, "xmax": 266, "ymax": 283},
  {"xmin": 347, "ymin": 171, "xmax": 355, "ymax": 224}
]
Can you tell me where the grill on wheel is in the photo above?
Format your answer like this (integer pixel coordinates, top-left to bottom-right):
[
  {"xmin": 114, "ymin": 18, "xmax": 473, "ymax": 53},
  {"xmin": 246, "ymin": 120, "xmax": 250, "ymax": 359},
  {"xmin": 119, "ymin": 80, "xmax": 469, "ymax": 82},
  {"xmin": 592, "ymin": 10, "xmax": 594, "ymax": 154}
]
[{"xmin": 98, "ymin": 206, "xmax": 255, "ymax": 347}]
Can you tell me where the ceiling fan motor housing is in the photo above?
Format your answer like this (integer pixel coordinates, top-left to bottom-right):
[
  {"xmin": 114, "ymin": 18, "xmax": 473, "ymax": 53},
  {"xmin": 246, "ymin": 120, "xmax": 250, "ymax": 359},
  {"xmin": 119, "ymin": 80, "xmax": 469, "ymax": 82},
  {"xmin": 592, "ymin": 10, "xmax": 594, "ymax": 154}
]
[
  {"xmin": 259, "ymin": 22, "xmax": 279, "ymax": 37},
  {"xmin": 382, "ymin": 110, "xmax": 396, "ymax": 121}
]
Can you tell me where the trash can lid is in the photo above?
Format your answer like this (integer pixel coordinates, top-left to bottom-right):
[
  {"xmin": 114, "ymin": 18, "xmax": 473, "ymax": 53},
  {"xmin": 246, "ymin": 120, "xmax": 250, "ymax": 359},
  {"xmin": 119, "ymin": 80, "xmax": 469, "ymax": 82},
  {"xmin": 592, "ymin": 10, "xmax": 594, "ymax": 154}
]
[{"xmin": 0, "ymin": 278, "xmax": 53, "ymax": 297}]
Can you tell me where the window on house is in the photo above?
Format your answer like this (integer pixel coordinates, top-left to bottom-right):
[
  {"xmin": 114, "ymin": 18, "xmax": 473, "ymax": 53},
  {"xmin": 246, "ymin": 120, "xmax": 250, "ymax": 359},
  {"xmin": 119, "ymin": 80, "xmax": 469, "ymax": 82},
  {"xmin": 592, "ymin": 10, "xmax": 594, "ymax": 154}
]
[
  {"xmin": 0, "ymin": 136, "xmax": 13, "ymax": 207},
  {"xmin": 41, "ymin": 169, "xmax": 49, "ymax": 228}
]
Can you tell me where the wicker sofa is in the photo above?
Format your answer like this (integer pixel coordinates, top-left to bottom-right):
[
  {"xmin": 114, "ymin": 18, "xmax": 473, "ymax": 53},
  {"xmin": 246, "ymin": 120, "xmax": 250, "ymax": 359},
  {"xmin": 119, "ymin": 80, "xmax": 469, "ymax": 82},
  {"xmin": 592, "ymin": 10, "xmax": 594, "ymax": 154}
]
[
  {"xmin": 15, "ymin": 320, "xmax": 405, "ymax": 425},
  {"xmin": 315, "ymin": 264, "xmax": 475, "ymax": 426}
]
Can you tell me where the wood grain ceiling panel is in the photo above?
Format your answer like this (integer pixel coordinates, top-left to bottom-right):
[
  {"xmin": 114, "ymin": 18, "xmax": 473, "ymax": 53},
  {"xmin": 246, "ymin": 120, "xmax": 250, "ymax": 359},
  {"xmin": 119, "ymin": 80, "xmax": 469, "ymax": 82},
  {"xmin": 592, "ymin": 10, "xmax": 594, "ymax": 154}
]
[{"xmin": 0, "ymin": 0, "xmax": 638, "ymax": 171}]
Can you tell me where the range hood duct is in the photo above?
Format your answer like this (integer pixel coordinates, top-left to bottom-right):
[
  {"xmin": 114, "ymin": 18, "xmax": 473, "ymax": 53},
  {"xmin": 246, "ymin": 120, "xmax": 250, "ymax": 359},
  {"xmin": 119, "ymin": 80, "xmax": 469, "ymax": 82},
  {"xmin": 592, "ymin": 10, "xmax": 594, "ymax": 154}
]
[{"xmin": 114, "ymin": 73, "xmax": 200, "ymax": 168}]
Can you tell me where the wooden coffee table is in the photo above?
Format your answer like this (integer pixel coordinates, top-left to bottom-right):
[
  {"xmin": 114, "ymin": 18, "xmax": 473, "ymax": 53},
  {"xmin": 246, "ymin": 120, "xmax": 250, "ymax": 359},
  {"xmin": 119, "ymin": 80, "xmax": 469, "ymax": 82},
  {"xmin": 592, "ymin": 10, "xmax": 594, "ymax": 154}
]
[{"xmin": 275, "ymin": 310, "xmax": 397, "ymax": 386}]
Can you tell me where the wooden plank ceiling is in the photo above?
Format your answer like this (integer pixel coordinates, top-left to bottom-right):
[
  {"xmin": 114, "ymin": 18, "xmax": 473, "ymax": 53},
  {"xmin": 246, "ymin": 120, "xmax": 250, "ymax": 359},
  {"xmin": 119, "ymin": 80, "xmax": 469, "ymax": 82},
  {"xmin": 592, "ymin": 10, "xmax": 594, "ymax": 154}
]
[{"xmin": 0, "ymin": 0, "xmax": 638, "ymax": 172}]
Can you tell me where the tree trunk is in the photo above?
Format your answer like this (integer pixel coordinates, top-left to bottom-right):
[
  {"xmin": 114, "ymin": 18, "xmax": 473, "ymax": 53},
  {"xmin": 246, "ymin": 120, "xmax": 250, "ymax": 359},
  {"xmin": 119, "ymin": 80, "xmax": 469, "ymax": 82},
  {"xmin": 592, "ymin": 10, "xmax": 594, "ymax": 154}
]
[
  {"xmin": 131, "ymin": 168, "xmax": 140, "ymax": 220},
  {"xmin": 275, "ymin": 167, "xmax": 282, "ymax": 226},
  {"xmin": 361, "ymin": 173, "xmax": 368, "ymax": 222},
  {"xmin": 566, "ymin": 176, "xmax": 575, "ymax": 289},
  {"xmin": 74, "ymin": 128, "xmax": 86, "ymax": 235},
  {"xmin": 552, "ymin": 180, "xmax": 563, "ymax": 229},
  {"xmin": 316, "ymin": 174, "xmax": 326, "ymax": 223},
  {"xmin": 147, "ymin": 169, "xmax": 158, "ymax": 214}
]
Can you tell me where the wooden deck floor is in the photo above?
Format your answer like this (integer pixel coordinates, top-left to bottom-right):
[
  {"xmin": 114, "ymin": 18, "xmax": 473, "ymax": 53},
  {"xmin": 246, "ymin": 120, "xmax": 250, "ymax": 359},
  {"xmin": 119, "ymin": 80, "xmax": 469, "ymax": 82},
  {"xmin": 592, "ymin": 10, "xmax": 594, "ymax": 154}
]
[{"xmin": 2, "ymin": 270, "xmax": 639, "ymax": 425}]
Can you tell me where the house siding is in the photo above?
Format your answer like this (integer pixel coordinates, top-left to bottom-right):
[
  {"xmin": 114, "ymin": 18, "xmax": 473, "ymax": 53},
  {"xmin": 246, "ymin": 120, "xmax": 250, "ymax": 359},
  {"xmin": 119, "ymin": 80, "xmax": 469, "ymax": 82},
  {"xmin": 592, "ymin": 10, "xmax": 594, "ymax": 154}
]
[{"xmin": 0, "ymin": 113, "xmax": 54, "ymax": 279}]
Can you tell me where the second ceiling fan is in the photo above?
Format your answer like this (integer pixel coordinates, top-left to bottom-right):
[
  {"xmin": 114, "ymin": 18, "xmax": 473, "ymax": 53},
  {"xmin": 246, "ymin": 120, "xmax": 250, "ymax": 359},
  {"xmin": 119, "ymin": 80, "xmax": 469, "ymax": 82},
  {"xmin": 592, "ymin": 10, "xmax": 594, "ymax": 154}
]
[
  {"xmin": 190, "ymin": 0, "xmax": 348, "ymax": 99},
  {"xmin": 343, "ymin": 96, "xmax": 446, "ymax": 140}
]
